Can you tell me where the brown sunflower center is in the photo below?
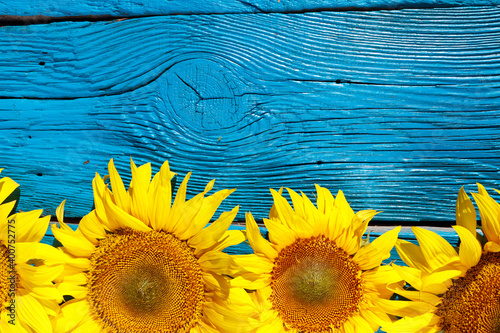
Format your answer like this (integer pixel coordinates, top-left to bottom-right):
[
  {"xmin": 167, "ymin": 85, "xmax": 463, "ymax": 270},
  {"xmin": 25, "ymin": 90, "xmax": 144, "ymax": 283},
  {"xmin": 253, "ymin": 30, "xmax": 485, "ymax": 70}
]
[
  {"xmin": 87, "ymin": 229, "xmax": 204, "ymax": 333},
  {"xmin": 270, "ymin": 236, "xmax": 363, "ymax": 332},
  {"xmin": 437, "ymin": 251, "xmax": 500, "ymax": 333},
  {"xmin": 0, "ymin": 244, "xmax": 14, "ymax": 306}
]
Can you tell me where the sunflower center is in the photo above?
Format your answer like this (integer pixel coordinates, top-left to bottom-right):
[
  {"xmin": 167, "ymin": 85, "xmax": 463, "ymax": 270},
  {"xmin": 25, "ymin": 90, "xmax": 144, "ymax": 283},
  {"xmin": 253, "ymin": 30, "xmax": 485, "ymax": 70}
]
[
  {"xmin": 0, "ymin": 245, "xmax": 14, "ymax": 306},
  {"xmin": 87, "ymin": 229, "xmax": 205, "ymax": 333},
  {"xmin": 270, "ymin": 236, "xmax": 363, "ymax": 332},
  {"xmin": 437, "ymin": 251, "xmax": 500, "ymax": 333}
]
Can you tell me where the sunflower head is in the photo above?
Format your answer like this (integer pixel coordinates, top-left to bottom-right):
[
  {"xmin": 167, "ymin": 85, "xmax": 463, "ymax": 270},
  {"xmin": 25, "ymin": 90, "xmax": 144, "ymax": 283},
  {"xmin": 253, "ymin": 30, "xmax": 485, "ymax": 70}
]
[
  {"xmin": 52, "ymin": 158, "xmax": 256, "ymax": 333},
  {"xmin": 0, "ymin": 171, "xmax": 66, "ymax": 332},
  {"xmin": 384, "ymin": 184, "xmax": 500, "ymax": 333},
  {"xmin": 234, "ymin": 185, "xmax": 402, "ymax": 332}
]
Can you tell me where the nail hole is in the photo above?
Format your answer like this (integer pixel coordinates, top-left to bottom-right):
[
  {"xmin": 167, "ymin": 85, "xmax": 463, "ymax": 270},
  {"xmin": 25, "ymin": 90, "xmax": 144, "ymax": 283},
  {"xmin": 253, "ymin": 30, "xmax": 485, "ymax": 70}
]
[
  {"xmin": 335, "ymin": 79, "xmax": 341, "ymax": 84},
  {"xmin": 39, "ymin": 61, "xmax": 45, "ymax": 66},
  {"xmin": 36, "ymin": 173, "xmax": 43, "ymax": 176},
  {"xmin": 317, "ymin": 161, "xmax": 323, "ymax": 165}
]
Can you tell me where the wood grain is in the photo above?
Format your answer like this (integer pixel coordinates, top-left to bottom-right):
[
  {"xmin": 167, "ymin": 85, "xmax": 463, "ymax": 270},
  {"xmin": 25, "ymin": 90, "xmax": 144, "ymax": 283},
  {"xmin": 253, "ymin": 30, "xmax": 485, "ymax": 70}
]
[
  {"xmin": 1, "ymin": 7, "xmax": 499, "ymax": 221},
  {"xmin": 1, "ymin": 0, "xmax": 499, "ymax": 18}
]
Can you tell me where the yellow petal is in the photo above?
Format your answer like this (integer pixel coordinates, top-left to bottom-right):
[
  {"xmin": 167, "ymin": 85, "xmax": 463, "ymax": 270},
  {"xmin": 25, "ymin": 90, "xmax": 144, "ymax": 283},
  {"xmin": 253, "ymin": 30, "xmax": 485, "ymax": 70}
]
[
  {"xmin": 246, "ymin": 212, "xmax": 278, "ymax": 260},
  {"xmin": 412, "ymin": 227, "xmax": 458, "ymax": 271},
  {"xmin": 0, "ymin": 199, "xmax": 15, "ymax": 221},
  {"xmin": 204, "ymin": 179, "xmax": 215, "ymax": 192},
  {"xmin": 54, "ymin": 300, "xmax": 89, "ymax": 333},
  {"xmin": 269, "ymin": 187, "xmax": 284, "ymax": 219},
  {"xmin": 421, "ymin": 269, "xmax": 462, "ymax": 294},
  {"xmin": 198, "ymin": 251, "xmax": 240, "ymax": 275},
  {"xmin": 16, "ymin": 293, "xmax": 52, "ymax": 333},
  {"xmin": 56, "ymin": 199, "xmax": 66, "ymax": 225},
  {"xmin": 263, "ymin": 217, "xmax": 296, "ymax": 249},
  {"xmin": 452, "ymin": 225, "xmax": 482, "ymax": 269},
  {"xmin": 208, "ymin": 230, "xmax": 246, "ymax": 254},
  {"xmin": 57, "ymin": 282, "xmax": 87, "ymax": 299},
  {"xmin": 202, "ymin": 271, "xmax": 230, "ymax": 296},
  {"xmin": 18, "ymin": 242, "xmax": 89, "ymax": 269},
  {"xmin": 230, "ymin": 275, "xmax": 272, "ymax": 290},
  {"xmin": 166, "ymin": 172, "xmax": 191, "ymax": 232},
  {"xmin": 363, "ymin": 265, "xmax": 404, "ymax": 298},
  {"xmin": 388, "ymin": 283, "xmax": 441, "ymax": 306},
  {"xmin": 456, "ymin": 186, "xmax": 477, "ymax": 236},
  {"xmin": 0, "ymin": 312, "xmax": 28, "ymax": 333},
  {"xmin": 315, "ymin": 184, "xmax": 335, "ymax": 215},
  {"xmin": 103, "ymin": 190, "xmax": 151, "ymax": 232},
  {"xmin": 189, "ymin": 206, "xmax": 239, "ymax": 250},
  {"xmin": 178, "ymin": 189, "xmax": 235, "ymax": 240},
  {"xmin": 286, "ymin": 187, "xmax": 306, "ymax": 219},
  {"xmin": 149, "ymin": 160, "xmax": 174, "ymax": 230},
  {"xmin": 17, "ymin": 259, "xmax": 63, "ymax": 283},
  {"xmin": 177, "ymin": 195, "xmax": 208, "ymax": 239},
  {"xmin": 71, "ymin": 316, "xmax": 103, "ymax": 333},
  {"xmin": 304, "ymin": 192, "xmax": 329, "ymax": 237},
  {"xmin": 393, "ymin": 265, "xmax": 423, "ymax": 291},
  {"xmin": 232, "ymin": 254, "xmax": 274, "ymax": 274},
  {"xmin": 336, "ymin": 224, "xmax": 360, "ymax": 255},
  {"xmin": 472, "ymin": 191, "xmax": 500, "ymax": 244},
  {"xmin": 78, "ymin": 210, "xmax": 107, "ymax": 243},
  {"xmin": 51, "ymin": 224, "xmax": 96, "ymax": 258},
  {"xmin": 0, "ymin": 201, "xmax": 16, "ymax": 244},
  {"xmin": 203, "ymin": 304, "xmax": 259, "ymax": 333},
  {"xmin": 477, "ymin": 183, "xmax": 490, "ymax": 197},
  {"xmin": 128, "ymin": 159, "xmax": 151, "ymax": 224},
  {"xmin": 377, "ymin": 298, "xmax": 436, "ymax": 317},
  {"xmin": 347, "ymin": 314, "xmax": 375, "ymax": 333},
  {"xmin": 92, "ymin": 173, "xmax": 116, "ymax": 230},
  {"xmin": 108, "ymin": 158, "xmax": 131, "ymax": 213},
  {"xmin": 333, "ymin": 190, "xmax": 354, "ymax": 223},
  {"xmin": 57, "ymin": 271, "xmax": 87, "ymax": 285},
  {"xmin": 12, "ymin": 211, "xmax": 50, "ymax": 243},
  {"xmin": 270, "ymin": 188, "xmax": 295, "ymax": 227},
  {"xmin": 271, "ymin": 189, "xmax": 313, "ymax": 239},
  {"xmin": 382, "ymin": 313, "xmax": 440, "ymax": 333},
  {"xmin": 484, "ymin": 241, "xmax": 500, "ymax": 252},
  {"xmin": 0, "ymin": 176, "xmax": 19, "ymax": 204},
  {"xmin": 353, "ymin": 226, "xmax": 400, "ymax": 270},
  {"xmin": 359, "ymin": 306, "xmax": 393, "ymax": 330},
  {"xmin": 395, "ymin": 240, "xmax": 431, "ymax": 273}
]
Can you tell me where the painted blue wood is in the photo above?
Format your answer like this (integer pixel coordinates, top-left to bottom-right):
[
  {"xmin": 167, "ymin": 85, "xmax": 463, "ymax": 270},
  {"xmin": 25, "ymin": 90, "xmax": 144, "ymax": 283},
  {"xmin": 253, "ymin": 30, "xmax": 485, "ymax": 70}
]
[
  {"xmin": 1, "ymin": 7, "xmax": 500, "ymax": 221},
  {"xmin": 0, "ymin": 0, "xmax": 499, "ymax": 17}
]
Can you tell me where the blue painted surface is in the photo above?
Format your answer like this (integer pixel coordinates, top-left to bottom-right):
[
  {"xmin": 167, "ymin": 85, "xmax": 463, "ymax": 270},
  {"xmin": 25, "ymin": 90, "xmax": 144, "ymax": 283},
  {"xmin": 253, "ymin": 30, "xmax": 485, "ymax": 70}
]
[
  {"xmin": 2, "ymin": 3, "xmax": 495, "ymax": 332},
  {"xmin": 1, "ymin": 6, "xmax": 499, "ymax": 222},
  {"xmin": 0, "ymin": 0, "xmax": 499, "ymax": 17}
]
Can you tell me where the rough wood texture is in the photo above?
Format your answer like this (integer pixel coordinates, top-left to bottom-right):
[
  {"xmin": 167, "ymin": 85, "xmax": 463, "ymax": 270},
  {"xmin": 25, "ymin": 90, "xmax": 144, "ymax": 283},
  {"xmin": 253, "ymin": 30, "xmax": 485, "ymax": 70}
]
[
  {"xmin": 1, "ymin": 7, "xmax": 499, "ymax": 222},
  {"xmin": 1, "ymin": 0, "xmax": 499, "ymax": 18}
]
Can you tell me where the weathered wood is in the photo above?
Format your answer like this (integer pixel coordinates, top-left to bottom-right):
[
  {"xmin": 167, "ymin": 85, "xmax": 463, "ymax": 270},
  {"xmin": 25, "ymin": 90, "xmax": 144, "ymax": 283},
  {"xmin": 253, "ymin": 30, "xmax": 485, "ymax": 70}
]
[
  {"xmin": 1, "ymin": 7, "xmax": 499, "ymax": 221},
  {"xmin": 0, "ymin": 0, "xmax": 499, "ymax": 18}
]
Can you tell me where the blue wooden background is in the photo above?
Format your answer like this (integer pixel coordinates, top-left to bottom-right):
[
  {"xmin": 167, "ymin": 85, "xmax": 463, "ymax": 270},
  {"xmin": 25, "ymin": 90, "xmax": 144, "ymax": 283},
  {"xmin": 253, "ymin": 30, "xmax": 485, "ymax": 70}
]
[{"xmin": 1, "ymin": 1, "xmax": 499, "ymax": 225}]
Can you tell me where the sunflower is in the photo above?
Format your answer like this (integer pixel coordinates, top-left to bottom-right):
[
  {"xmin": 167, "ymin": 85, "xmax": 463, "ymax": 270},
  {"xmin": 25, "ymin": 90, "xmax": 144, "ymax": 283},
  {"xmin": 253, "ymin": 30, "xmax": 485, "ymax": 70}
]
[
  {"xmin": 0, "ymin": 171, "xmax": 66, "ymax": 332},
  {"xmin": 52, "ymin": 158, "xmax": 257, "ymax": 333},
  {"xmin": 232, "ymin": 186, "xmax": 403, "ymax": 332},
  {"xmin": 383, "ymin": 184, "xmax": 500, "ymax": 332}
]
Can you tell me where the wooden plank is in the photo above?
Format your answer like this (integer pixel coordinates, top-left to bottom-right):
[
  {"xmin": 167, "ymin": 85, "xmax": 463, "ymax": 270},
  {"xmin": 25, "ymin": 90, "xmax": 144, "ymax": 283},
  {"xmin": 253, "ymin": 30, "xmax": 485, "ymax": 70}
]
[
  {"xmin": 0, "ymin": 0, "xmax": 499, "ymax": 18},
  {"xmin": 1, "ymin": 7, "xmax": 499, "ymax": 221}
]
